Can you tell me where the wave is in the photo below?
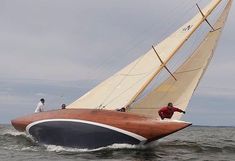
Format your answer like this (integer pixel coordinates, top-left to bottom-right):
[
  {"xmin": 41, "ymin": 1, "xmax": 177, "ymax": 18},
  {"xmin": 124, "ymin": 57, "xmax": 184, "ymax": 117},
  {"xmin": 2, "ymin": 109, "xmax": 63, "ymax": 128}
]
[
  {"xmin": 2, "ymin": 132, "xmax": 234, "ymax": 154},
  {"xmin": 156, "ymin": 139, "xmax": 235, "ymax": 154},
  {"xmin": 44, "ymin": 143, "xmax": 144, "ymax": 153},
  {"xmin": 0, "ymin": 128, "xmax": 39, "ymax": 152},
  {"xmin": 2, "ymin": 129, "xmax": 34, "ymax": 142},
  {"xmin": 1, "ymin": 126, "xmax": 235, "ymax": 155},
  {"xmin": 2, "ymin": 129, "xmax": 27, "ymax": 137}
]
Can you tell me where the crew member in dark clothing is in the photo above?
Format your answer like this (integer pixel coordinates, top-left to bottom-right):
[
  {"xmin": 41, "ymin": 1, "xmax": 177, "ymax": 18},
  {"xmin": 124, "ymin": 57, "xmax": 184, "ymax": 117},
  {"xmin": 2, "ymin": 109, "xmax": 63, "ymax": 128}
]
[
  {"xmin": 158, "ymin": 102, "xmax": 185, "ymax": 120},
  {"xmin": 117, "ymin": 107, "xmax": 126, "ymax": 112},
  {"xmin": 61, "ymin": 104, "xmax": 66, "ymax": 109}
]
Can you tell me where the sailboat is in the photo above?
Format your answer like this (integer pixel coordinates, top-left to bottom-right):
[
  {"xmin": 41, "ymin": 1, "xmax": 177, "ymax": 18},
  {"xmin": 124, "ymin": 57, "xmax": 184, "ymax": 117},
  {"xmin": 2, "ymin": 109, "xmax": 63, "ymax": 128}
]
[{"xmin": 11, "ymin": 0, "xmax": 232, "ymax": 149}]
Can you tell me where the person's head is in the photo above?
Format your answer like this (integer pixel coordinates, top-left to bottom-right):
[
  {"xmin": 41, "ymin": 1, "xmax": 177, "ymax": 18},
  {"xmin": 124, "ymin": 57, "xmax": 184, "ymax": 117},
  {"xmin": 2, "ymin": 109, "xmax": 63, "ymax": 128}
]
[
  {"xmin": 61, "ymin": 104, "xmax": 66, "ymax": 109},
  {"xmin": 120, "ymin": 107, "xmax": 125, "ymax": 112},
  {"xmin": 40, "ymin": 98, "xmax": 45, "ymax": 104},
  {"xmin": 167, "ymin": 102, "xmax": 173, "ymax": 108}
]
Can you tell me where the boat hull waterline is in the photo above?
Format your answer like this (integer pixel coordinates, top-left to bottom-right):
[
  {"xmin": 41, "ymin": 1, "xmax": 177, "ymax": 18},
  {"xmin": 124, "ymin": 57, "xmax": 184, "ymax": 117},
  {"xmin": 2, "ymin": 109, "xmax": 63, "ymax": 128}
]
[{"xmin": 11, "ymin": 109, "xmax": 191, "ymax": 149}]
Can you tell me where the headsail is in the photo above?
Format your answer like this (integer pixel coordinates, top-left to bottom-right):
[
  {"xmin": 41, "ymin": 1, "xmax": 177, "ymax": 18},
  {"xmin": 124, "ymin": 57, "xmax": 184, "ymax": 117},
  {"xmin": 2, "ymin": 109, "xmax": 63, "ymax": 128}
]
[
  {"xmin": 67, "ymin": 0, "xmax": 222, "ymax": 110},
  {"xmin": 128, "ymin": 0, "xmax": 233, "ymax": 119}
]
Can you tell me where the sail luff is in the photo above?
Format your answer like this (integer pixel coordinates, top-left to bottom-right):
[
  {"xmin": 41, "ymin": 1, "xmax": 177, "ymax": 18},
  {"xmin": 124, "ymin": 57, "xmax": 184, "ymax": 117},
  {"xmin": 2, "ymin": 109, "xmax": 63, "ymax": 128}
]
[
  {"xmin": 128, "ymin": 0, "xmax": 232, "ymax": 119},
  {"xmin": 126, "ymin": 0, "xmax": 222, "ymax": 108}
]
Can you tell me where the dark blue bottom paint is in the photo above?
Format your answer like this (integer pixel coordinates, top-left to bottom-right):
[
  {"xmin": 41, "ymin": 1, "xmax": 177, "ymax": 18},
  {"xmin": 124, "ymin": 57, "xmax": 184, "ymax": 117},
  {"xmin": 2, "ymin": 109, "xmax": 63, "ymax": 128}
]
[{"xmin": 28, "ymin": 121, "xmax": 141, "ymax": 149}]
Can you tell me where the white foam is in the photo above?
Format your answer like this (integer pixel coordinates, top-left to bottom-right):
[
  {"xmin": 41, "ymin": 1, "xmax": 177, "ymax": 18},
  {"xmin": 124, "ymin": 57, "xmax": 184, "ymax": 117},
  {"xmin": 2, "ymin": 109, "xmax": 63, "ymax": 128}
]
[
  {"xmin": 2, "ymin": 129, "xmax": 26, "ymax": 136},
  {"xmin": 21, "ymin": 146, "xmax": 38, "ymax": 152},
  {"xmin": 45, "ymin": 145, "xmax": 89, "ymax": 152},
  {"xmin": 44, "ymin": 143, "xmax": 143, "ymax": 152},
  {"xmin": 2, "ymin": 129, "xmax": 36, "ymax": 144}
]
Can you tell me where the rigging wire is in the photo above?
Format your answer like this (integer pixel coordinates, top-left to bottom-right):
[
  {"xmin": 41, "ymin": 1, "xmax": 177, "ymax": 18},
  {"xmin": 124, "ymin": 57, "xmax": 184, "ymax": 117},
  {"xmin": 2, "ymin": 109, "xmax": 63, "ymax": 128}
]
[
  {"xmin": 130, "ymin": 3, "xmax": 205, "ymax": 101},
  {"xmin": 130, "ymin": 24, "xmax": 210, "ymax": 108},
  {"xmin": 82, "ymin": 0, "xmax": 198, "ymax": 81},
  {"xmin": 130, "ymin": 0, "xmax": 223, "ymax": 106},
  {"xmin": 130, "ymin": 0, "xmax": 229, "ymax": 108},
  {"xmin": 91, "ymin": 0, "xmax": 206, "ymax": 107},
  {"xmin": 95, "ymin": 0, "xmax": 224, "ymax": 108},
  {"xmin": 155, "ymin": 0, "xmax": 199, "ymax": 45},
  {"xmin": 83, "ymin": 0, "xmax": 206, "ymax": 91}
]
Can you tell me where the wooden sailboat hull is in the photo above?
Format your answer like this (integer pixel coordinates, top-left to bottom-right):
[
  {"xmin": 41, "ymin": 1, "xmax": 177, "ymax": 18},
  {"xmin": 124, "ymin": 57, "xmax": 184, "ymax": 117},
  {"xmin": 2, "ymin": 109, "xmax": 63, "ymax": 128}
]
[{"xmin": 11, "ymin": 109, "xmax": 191, "ymax": 149}]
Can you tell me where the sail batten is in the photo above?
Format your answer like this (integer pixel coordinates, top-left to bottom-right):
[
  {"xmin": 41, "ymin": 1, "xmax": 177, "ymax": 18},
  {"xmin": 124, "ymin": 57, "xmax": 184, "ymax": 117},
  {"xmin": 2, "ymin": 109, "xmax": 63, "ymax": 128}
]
[
  {"xmin": 128, "ymin": 0, "xmax": 232, "ymax": 119},
  {"xmin": 67, "ymin": 0, "xmax": 223, "ymax": 110}
]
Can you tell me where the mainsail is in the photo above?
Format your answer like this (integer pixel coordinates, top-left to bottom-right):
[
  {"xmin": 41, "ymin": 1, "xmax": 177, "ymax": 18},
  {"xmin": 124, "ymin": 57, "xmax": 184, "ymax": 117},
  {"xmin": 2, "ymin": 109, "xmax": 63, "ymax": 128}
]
[
  {"xmin": 67, "ymin": 0, "xmax": 222, "ymax": 110},
  {"xmin": 128, "ymin": 0, "xmax": 232, "ymax": 119}
]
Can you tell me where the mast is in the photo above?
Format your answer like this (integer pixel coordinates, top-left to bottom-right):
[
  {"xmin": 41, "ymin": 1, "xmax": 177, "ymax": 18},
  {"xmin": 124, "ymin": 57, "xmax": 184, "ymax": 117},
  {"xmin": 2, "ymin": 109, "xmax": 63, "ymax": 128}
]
[
  {"xmin": 67, "ymin": 0, "xmax": 223, "ymax": 110},
  {"xmin": 126, "ymin": 0, "xmax": 222, "ymax": 108},
  {"xmin": 129, "ymin": 0, "xmax": 233, "ymax": 119}
]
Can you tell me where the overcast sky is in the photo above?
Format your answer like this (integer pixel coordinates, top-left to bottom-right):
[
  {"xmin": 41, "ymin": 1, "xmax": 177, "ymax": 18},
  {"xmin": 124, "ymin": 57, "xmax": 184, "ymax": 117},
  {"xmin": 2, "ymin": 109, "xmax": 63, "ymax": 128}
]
[{"xmin": 0, "ymin": 0, "xmax": 234, "ymax": 126}]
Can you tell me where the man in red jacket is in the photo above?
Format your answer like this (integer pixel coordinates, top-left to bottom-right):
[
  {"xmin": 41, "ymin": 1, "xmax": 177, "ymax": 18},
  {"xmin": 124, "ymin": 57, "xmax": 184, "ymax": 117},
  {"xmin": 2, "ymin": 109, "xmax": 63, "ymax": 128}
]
[{"xmin": 158, "ymin": 102, "xmax": 185, "ymax": 120}]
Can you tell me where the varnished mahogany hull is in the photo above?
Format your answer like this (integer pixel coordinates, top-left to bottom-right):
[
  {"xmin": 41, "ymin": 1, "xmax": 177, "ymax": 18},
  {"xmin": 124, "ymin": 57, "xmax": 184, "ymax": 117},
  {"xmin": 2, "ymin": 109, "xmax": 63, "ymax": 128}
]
[{"xmin": 11, "ymin": 109, "xmax": 191, "ymax": 149}]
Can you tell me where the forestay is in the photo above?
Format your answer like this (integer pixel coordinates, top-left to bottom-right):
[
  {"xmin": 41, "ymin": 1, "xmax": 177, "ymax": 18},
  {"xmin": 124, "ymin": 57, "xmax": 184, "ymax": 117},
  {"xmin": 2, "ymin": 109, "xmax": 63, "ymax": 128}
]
[
  {"xmin": 128, "ymin": 0, "xmax": 232, "ymax": 119},
  {"xmin": 67, "ymin": 0, "xmax": 221, "ymax": 110}
]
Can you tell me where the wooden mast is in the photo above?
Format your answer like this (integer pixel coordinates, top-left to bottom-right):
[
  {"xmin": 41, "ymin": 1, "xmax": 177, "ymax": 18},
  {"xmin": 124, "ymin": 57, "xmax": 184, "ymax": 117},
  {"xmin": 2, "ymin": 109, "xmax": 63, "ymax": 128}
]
[{"xmin": 126, "ymin": 0, "xmax": 222, "ymax": 109}]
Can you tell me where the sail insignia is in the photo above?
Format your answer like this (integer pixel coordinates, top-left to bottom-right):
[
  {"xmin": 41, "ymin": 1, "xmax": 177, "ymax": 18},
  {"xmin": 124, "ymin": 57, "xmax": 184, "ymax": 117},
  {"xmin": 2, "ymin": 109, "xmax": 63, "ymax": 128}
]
[{"xmin": 182, "ymin": 25, "xmax": 193, "ymax": 32}]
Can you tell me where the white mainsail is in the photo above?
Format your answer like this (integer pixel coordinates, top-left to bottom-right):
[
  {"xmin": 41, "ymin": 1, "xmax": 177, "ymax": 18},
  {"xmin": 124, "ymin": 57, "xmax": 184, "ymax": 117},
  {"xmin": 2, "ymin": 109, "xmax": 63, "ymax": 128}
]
[
  {"xmin": 67, "ymin": 0, "xmax": 222, "ymax": 110},
  {"xmin": 128, "ymin": 0, "xmax": 232, "ymax": 119}
]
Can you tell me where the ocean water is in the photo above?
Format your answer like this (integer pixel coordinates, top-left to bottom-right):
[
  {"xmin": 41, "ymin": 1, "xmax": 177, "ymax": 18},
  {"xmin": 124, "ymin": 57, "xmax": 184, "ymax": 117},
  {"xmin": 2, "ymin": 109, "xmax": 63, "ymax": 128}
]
[{"xmin": 0, "ymin": 125, "xmax": 234, "ymax": 161}]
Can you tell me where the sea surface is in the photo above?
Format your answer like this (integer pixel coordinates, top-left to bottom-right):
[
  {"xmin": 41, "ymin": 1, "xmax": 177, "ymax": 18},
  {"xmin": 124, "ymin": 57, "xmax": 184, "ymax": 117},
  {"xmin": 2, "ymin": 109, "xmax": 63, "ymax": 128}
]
[{"xmin": 0, "ymin": 124, "xmax": 234, "ymax": 161}]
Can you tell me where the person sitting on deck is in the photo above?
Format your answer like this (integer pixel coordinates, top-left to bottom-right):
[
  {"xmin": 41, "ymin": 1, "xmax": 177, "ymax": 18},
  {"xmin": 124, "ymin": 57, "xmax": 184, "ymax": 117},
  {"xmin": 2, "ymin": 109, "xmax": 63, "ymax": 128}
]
[
  {"xmin": 158, "ymin": 102, "xmax": 185, "ymax": 120},
  {"xmin": 117, "ymin": 107, "xmax": 126, "ymax": 112},
  {"xmin": 35, "ymin": 98, "xmax": 45, "ymax": 113},
  {"xmin": 61, "ymin": 104, "xmax": 66, "ymax": 109}
]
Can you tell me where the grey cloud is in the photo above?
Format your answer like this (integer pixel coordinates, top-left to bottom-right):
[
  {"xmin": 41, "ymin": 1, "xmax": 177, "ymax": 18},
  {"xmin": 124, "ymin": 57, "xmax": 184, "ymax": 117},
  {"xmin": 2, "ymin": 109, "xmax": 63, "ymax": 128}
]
[
  {"xmin": 0, "ymin": 0, "xmax": 234, "ymax": 125},
  {"xmin": 0, "ymin": 0, "xmax": 209, "ymax": 81}
]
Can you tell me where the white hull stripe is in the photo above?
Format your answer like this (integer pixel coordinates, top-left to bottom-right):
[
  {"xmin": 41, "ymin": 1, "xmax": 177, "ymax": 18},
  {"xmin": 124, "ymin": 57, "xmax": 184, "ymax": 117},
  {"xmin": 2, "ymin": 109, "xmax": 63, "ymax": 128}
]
[{"xmin": 26, "ymin": 119, "xmax": 147, "ymax": 141}]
